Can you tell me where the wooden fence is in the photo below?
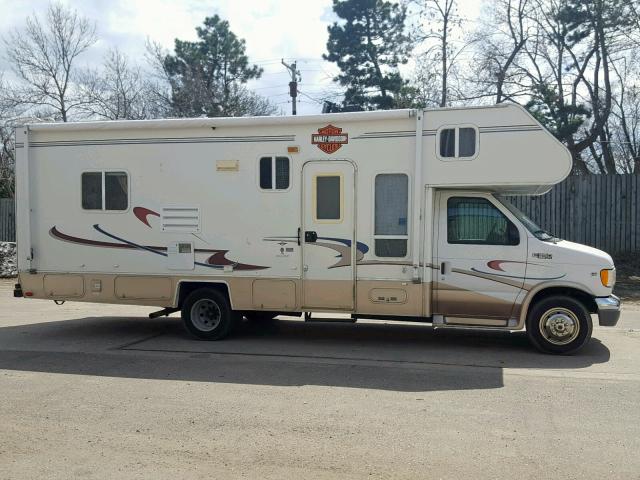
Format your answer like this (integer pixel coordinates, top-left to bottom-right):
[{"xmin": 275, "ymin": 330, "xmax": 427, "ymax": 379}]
[
  {"xmin": 508, "ymin": 174, "xmax": 640, "ymax": 254},
  {"xmin": 0, "ymin": 174, "xmax": 639, "ymax": 251},
  {"xmin": 0, "ymin": 198, "xmax": 15, "ymax": 243}
]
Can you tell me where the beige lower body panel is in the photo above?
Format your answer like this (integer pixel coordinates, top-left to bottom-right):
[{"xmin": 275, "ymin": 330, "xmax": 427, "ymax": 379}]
[
  {"xmin": 18, "ymin": 273, "xmax": 522, "ymax": 326},
  {"xmin": 356, "ymin": 280, "xmax": 426, "ymax": 317},
  {"xmin": 433, "ymin": 282, "xmax": 517, "ymax": 319},
  {"xmin": 303, "ymin": 279, "xmax": 354, "ymax": 311},
  {"xmin": 18, "ymin": 272, "xmax": 428, "ymax": 317}
]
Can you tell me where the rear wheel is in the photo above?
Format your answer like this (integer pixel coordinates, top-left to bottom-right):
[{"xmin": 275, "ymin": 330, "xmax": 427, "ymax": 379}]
[
  {"xmin": 181, "ymin": 288, "xmax": 235, "ymax": 340},
  {"xmin": 526, "ymin": 295, "xmax": 592, "ymax": 354}
]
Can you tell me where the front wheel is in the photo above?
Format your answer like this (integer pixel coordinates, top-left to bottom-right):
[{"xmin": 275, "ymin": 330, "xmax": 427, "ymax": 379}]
[
  {"xmin": 526, "ymin": 295, "xmax": 592, "ymax": 355},
  {"xmin": 181, "ymin": 288, "xmax": 235, "ymax": 340}
]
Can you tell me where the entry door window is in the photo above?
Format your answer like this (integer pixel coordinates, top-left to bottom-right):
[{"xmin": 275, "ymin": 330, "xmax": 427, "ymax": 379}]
[{"xmin": 314, "ymin": 174, "xmax": 342, "ymax": 222}]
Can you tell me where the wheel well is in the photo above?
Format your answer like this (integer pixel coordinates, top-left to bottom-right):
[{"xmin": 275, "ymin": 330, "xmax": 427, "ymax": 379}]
[
  {"xmin": 527, "ymin": 287, "xmax": 597, "ymax": 315},
  {"xmin": 176, "ymin": 282, "xmax": 231, "ymax": 309}
]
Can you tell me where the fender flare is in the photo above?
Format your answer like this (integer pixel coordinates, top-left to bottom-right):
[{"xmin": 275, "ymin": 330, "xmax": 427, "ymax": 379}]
[{"xmin": 516, "ymin": 281, "xmax": 596, "ymax": 330}]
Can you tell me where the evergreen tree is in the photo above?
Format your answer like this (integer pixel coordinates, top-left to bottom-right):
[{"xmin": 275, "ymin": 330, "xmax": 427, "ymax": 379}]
[
  {"xmin": 164, "ymin": 15, "xmax": 266, "ymax": 117},
  {"xmin": 324, "ymin": 0, "xmax": 411, "ymax": 110}
]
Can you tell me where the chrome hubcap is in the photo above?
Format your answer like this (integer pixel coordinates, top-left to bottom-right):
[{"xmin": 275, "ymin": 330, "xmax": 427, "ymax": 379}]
[
  {"xmin": 191, "ymin": 298, "xmax": 222, "ymax": 332},
  {"xmin": 539, "ymin": 308, "xmax": 580, "ymax": 345}
]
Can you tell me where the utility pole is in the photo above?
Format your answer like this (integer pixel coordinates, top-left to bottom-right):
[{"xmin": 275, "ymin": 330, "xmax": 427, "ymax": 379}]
[{"xmin": 281, "ymin": 59, "xmax": 301, "ymax": 115}]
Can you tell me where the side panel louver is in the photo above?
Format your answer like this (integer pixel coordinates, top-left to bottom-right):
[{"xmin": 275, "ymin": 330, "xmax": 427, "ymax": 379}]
[{"xmin": 161, "ymin": 206, "xmax": 200, "ymax": 233}]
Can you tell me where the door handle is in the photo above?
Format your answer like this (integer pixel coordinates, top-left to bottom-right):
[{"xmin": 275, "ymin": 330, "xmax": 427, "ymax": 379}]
[
  {"xmin": 297, "ymin": 227, "xmax": 301, "ymax": 246},
  {"xmin": 440, "ymin": 261, "xmax": 451, "ymax": 275}
]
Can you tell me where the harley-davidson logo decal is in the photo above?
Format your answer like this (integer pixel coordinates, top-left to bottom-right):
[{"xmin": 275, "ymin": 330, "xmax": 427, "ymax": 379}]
[{"xmin": 311, "ymin": 125, "xmax": 348, "ymax": 154}]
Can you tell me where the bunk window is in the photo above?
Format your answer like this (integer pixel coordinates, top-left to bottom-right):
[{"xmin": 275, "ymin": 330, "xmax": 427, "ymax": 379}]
[
  {"xmin": 447, "ymin": 197, "xmax": 519, "ymax": 246},
  {"xmin": 459, "ymin": 128, "xmax": 476, "ymax": 157},
  {"xmin": 440, "ymin": 129, "xmax": 456, "ymax": 157},
  {"xmin": 438, "ymin": 126, "xmax": 478, "ymax": 159},
  {"xmin": 374, "ymin": 173, "xmax": 408, "ymax": 257},
  {"xmin": 259, "ymin": 156, "xmax": 290, "ymax": 190},
  {"xmin": 82, "ymin": 171, "xmax": 128, "ymax": 211},
  {"xmin": 314, "ymin": 175, "xmax": 342, "ymax": 221}
]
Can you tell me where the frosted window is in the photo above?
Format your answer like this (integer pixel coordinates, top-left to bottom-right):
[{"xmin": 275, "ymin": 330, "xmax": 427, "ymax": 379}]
[
  {"xmin": 375, "ymin": 174, "xmax": 408, "ymax": 235},
  {"xmin": 375, "ymin": 239, "xmax": 407, "ymax": 257},
  {"xmin": 374, "ymin": 173, "xmax": 409, "ymax": 257},
  {"xmin": 275, "ymin": 157, "xmax": 289, "ymax": 189}
]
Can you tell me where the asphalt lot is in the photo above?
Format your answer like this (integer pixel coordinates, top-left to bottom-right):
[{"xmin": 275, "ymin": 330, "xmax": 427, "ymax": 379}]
[{"xmin": 0, "ymin": 278, "xmax": 639, "ymax": 480}]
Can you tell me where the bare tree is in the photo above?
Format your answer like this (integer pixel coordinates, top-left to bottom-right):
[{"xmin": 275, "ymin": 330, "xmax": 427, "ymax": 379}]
[
  {"xmin": 411, "ymin": 0, "xmax": 469, "ymax": 107},
  {"xmin": 0, "ymin": 77, "xmax": 17, "ymax": 198},
  {"xmin": 2, "ymin": 2, "xmax": 97, "ymax": 122},
  {"xmin": 610, "ymin": 52, "xmax": 640, "ymax": 173},
  {"xmin": 0, "ymin": 122, "xmax": 15, "ymax": 198},
  {"xmin": 143, "ymin": 40, "xmax": 179, "ymax": 118},
  {"xmin": 471, "ymin": 0, "xmax": 532, "ymax": 104},
  {"xmin": 508, "ymin": 0, "xmax": 639, "ymax": 174},
  {"xmin": 411, "ymin": 54, "xmax": 444, "ymax": 107},
  {"xmin": 79, "ymin": 49, "xmax": 153, "ymax": 120}
]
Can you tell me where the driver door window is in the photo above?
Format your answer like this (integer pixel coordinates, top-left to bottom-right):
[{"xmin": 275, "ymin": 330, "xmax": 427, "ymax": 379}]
[{"xmin": 447, "ymin": 197, "xmax": 519, "ymax": 246}]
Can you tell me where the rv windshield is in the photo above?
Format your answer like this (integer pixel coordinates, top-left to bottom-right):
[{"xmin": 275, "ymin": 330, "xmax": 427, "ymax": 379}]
[{"xmin": 495, "ymin": 195, "xmax": 560, "ymax": 242}]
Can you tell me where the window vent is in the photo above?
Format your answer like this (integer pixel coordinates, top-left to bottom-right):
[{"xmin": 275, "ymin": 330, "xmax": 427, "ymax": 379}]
[{"xmin": 161, "ymin": 206, "xmax": 200, "ymax": 233}]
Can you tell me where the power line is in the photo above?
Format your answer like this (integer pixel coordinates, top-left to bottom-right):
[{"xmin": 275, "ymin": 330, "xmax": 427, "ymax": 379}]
[
  {"xmin": 297, "ymin": 90, "xmax": 325, "ymax": 105},
  {"xmin": 251, "ymin": 84, "xmax": 290, "ymax": 91}
]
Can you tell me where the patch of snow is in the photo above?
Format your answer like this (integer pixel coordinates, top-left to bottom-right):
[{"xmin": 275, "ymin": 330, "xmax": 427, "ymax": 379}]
[{"xmin": 0, "ymin": 242, "xmax": 17, "ymax": 278}]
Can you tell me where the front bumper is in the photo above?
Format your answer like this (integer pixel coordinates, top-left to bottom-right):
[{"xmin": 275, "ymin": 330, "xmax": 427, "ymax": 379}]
[{"xmin": 596, "ymin": 295, "xmax": 621, "ymax": 326}]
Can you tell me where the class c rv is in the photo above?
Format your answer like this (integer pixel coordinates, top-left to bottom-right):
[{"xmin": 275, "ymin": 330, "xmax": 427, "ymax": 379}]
[{"xmin": 13, "ymin": 105, "xmax": 621, "ymax": 354}]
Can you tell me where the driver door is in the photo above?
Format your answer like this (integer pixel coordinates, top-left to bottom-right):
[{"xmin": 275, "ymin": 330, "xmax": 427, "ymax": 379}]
[{"xmin": 433, "ymin": 192, "xmax": 527, "ymax": 321}]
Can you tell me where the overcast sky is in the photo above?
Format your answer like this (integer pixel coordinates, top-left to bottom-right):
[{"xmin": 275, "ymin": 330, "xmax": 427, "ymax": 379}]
[{"xmin": 0, "ymin": 0, "xmax": 483, "ymax": 115}]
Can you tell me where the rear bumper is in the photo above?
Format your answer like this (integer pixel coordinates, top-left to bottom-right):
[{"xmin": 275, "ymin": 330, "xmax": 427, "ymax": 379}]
[{"xmin": 596, "ymin": 295, "xmax": 621, "ymax": 326}]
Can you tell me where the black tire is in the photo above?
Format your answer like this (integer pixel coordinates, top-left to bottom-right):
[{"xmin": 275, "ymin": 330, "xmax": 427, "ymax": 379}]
[
  {"xmin": 526, "ymin": 295, "xmax": 593, "ymax": 355},
  {"xmin": 245, "ymin": 312, "xmax": 278, "ymax": 322},
  {"xmin": 181, "ymin": 288, "xmax": 235, "ymax": 340}
]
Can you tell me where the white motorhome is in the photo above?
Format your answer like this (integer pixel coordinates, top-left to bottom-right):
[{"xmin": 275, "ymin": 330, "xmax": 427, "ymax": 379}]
[{"xmin": 13, "ymin": 105, "xmax": 620, "ymax": 354}]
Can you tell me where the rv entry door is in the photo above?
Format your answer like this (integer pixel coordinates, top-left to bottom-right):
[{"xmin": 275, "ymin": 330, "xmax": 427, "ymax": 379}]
[{"xmin": 302, "ymin": 161, "xmax": 355, "ymax": 310}]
